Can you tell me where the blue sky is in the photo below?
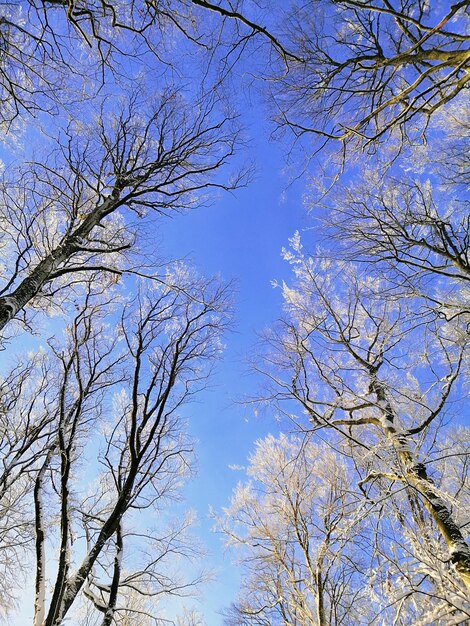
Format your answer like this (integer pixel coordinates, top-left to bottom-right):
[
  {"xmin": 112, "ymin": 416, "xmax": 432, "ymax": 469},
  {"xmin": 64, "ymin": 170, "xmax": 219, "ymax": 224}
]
[{"xmin": 159, "ymin": 113, "xmax": 309, "ymax": 622}]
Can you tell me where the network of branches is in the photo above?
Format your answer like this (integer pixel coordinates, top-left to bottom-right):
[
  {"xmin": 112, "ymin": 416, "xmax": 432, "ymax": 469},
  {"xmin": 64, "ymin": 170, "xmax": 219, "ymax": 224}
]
[{"xmin": 0, "ymin": 0, "xmax": 468, "ymax": 624}]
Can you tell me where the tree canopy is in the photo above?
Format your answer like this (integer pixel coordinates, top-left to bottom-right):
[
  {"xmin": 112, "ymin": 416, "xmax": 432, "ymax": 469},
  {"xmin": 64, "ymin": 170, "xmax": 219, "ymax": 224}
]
[{"xmin": 0, "ymin": 0, "xmax": 469, "ymax": 624}]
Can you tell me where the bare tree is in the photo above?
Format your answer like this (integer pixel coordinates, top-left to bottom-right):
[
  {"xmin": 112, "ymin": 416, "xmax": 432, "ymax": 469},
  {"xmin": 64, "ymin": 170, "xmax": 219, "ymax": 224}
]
[
  {"xmin": 0, "ymin": 354, "xmax": 56, "ymax": 501},
  {"xmin": 82, "ymin": 512, "xmax": 208, "ymax": 626},
  {"xmin": 218, "ymin": 434, "xmax": 372, "ymax": 626},
  {"xmin": 318, "ymin": 167, "xmax": 470, "ymax": 326},
  {"xmin": 270, "ymin": 0, "xmax": 470, "ymax": 158},
  {"xmin": 0, "ymin": 90, "xmax": 243, "ymax": 338},
  {"xmin": 33, "ymin": 272, "xmax": 228, "ymax": 626},
  {"xmin": 0, "ymin": 267, "xmax": 229, "ymax": 623},
  {"xmin": 327, "ymin": 176, "xmax": 469, "ymax": 283},
  {"xmin": 0, "ymin": 0, "xmax": 292, "ymax": 132},
  {"xmin": 258, "ymin": 236, "xmax": 470, "ymax": 602},
  {"xmin": 0, "ymin": 351, "xmax": 65, "ymax": 613}
]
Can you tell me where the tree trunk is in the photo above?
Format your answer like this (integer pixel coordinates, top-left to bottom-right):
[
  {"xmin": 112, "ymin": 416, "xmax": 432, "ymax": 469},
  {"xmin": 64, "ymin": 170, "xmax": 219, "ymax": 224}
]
[
  {"xmin": 373, "ymin": 378, "xmax": 470, "ymax": 592},
  {"xmin": 0, "ymin": 194, "xmax": 119, "ymax": 333}
]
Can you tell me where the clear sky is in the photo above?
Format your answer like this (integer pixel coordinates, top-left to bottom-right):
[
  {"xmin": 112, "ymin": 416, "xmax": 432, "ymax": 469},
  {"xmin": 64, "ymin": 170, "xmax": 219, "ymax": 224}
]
[{"xmin": 158, "ymin": 108, "xmax": 309, "ymax": 623}]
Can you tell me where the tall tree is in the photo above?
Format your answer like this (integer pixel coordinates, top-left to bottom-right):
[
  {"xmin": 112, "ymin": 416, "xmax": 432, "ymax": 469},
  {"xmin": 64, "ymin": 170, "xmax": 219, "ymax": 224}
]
[
  {"xmin": 270, "ymin": 0, "xmax": 470, "ymax": 158},
  {"xmin": 220, "ymin": 430, "xmax": 470, "ymax": 624},
  {"xmin": 0, "ymin": 268, "xmax": 229, "ymax": 622},
  {"xmin": 258, "ymin": 234, "xmax": 470, "ymax": 598},
  {"xmin": 0, "ymin": 90, "xmax": 242, "ymax": 338},
  {"xmin": 218, "ymin": 434, "xmax": 372, "ymax": 625}
]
